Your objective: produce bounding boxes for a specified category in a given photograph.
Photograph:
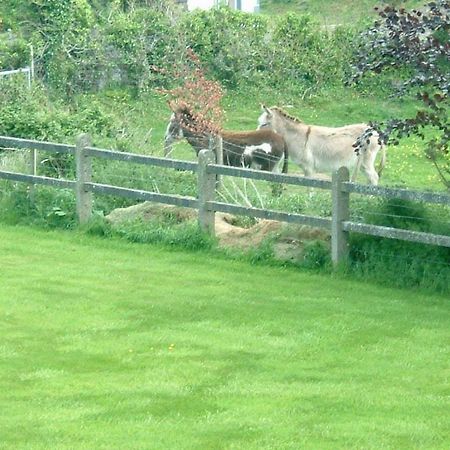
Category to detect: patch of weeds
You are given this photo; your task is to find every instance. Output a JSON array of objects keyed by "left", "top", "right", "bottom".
[
  {"left": 301, "top": 240, "right": 332, "bottom": 270},
  {"left": 348, "top": 198, "right": 450, "bottom": 295},
  {"left": 82, "top": 213, "right": 114, "bottom": 238},
  {"left": 246, "top": 233, "right": 278, "bottom": 265},
  {"left": 112, "top": 218, "right": 216, "bottom": 251},
  {"left": 226, "top": 215, "right": 258, "bottom": 229},
  {"left": 0, "top": 183, "right": 76, "bottom": 229}
]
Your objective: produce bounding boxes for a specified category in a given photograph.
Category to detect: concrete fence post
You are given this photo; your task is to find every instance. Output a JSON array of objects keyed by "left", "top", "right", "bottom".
[
  {"left": 197, "top": 148, "right": 216, "bottom": 235},
  {"left": 28, "top": 148, "right": 38, "bottom": 200},
  {"left": 331, "top": 166, "right": 350, "bottom": 266},
  {"left": 209, "top": 134, "right": 223, "bottom": 188},
  {"left": 75, "top": 134, "right": 92, "bottom": 224},
  {"left": 29, "top": 149, "right": 37, "bottom": 176}
]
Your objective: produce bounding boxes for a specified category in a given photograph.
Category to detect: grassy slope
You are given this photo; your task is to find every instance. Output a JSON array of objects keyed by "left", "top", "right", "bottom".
[
  {"left": 0, "top": 225, "right": 448, "bottom": 449},
  {"left": 260, "top": 0, "right": 426, "bottom": 25}
]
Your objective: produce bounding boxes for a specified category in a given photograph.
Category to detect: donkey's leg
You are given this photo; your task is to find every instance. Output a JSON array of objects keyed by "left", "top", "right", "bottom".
[
  {"left": 351, "top": 154, "right": 363, "bottom": 182},
  {"left": 362, "top": 149, "right": 380, "bottom": 185},
  {"left": 363, "top": 166, "right": 379, "bottom": 185}
]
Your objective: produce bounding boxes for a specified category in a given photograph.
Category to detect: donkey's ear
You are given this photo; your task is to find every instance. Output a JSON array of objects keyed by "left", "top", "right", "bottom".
[{"left": 261, "top": 104, "right": 272, "bottom": 116}]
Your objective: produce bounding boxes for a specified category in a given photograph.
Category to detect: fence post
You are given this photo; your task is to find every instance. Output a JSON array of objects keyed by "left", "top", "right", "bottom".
[
  {"left": 75, "top": 134, "right": 92, "bottom": 224},
  {"left": 197, "top": 148, "right": 216, "bottom": 235},
  {"left": 209, "top": 134, "right": 223, "bottom": 188},
  {"left": 29, "top": 149, "right": 37, "bottom": 176},
  {"left": 331, "top": 166, "right": 350, "bottom": 266}
]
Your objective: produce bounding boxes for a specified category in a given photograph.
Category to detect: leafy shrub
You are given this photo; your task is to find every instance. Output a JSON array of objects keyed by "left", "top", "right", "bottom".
[
  {"left": 0, "top": 79, "right": 115, "bottom": 141},
  {"left": 2, "top": 1, "right": 357, "bottom": 96},
  {"left": 180, "top": 7, "right": 269, "bottom": 88},
  {"left": 179, "top": 7, "right": 355, "bottom": 93},
  {"left": 271, "top": 13, "right": 356, "bottom": 92},
  {"left": 0, "top": 35, "right": 29, "bottom": 69},
  {"left": 106, "top": 6, "right": 180, "bottom": 90},
  {"left": 29, "top": 0, "right": 96, "bottom": 94},
  {"left": 0, "top": 184, "right": 76, "bottom": 229}
]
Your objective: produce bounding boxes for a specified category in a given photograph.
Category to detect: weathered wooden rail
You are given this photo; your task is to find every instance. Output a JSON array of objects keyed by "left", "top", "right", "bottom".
[{"left": 1, "top": 134, "right": 449, "bottom": 267}]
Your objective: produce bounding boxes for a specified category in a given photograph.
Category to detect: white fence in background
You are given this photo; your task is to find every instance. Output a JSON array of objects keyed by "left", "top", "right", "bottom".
[{"left": 0, "top": 67, "right": 32, "bottom": 88}]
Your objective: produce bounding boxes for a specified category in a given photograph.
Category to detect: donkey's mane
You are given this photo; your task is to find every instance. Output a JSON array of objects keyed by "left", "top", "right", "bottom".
[{"left": 270, "top": 106, "right": 303, "bottom": 124}]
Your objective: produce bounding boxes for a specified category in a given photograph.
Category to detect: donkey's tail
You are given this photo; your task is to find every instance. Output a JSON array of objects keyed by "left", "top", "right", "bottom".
[
  {"left": 377, "top": 144, "right": 386, "bottom": 178},
  {"left": 282, "top": 142, "right": 289, "bottom": 174},
  {"left": 350, "top": 154, "right": 363, "bottom": 182}
]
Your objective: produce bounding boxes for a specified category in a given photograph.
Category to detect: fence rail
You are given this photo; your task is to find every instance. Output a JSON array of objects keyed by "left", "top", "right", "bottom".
[{"left": 1, "top": 134, "right": 449, "bottom": 266}]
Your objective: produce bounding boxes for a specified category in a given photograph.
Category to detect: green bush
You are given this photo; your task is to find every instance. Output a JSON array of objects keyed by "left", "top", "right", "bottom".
[
  {"left": 0, "top": 184, "right": 76, "bottom": 229},
  {"left": 180, "top": 7, "right": 269, "bottom": 88},
  {"left": 2, "top": 2, "right": 357, "bottom": 95},
  {"left": 106, "top": 6, "right": 180, "bottom": 90},
  {"left": 178, "top": 8, "right": 356, "bottom": 93},
  {"left": 0, "top": 35, "right": 29, "bottom": 69},
  {"left": 270, "top": 13, "right": 356, "bottom": 92},
  {"left": 0, "top": 83, "right": 116, "bottom": 141},
  {"left": 301, "top": 240, "right": 331, "bottom": 270},
  {"left": 29, "top": 0, "right": 96, "bottom": 94},
  {"left": 0, "top": 79, "right": 117, "bottom": 177}
]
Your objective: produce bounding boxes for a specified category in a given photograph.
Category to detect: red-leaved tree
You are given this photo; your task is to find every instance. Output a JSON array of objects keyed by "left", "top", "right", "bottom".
[{"left": 159, "top": 48, "right": 224, "bottom": 135}]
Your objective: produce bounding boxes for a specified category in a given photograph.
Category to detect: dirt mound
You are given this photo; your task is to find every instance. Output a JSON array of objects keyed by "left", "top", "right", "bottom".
[
  {"left": 106, "top": 202, "right": 197, "bottom": 224},
  {"left": 106, "top": 202, "right": 330, "bottom": 263}
]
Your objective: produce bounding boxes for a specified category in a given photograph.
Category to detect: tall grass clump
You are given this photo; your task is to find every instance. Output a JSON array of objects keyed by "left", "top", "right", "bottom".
[
  {"left": 0, "top": 183, "right": 77, "bottom": 229},
  {"left": 349, "top": 198, "right": 450, "bottom": 294}
]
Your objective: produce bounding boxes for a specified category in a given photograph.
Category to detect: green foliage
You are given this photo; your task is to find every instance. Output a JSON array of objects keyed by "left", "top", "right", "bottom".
[
  {"left": 180, "top": 7, "right": 268, "bottom": 88},
  {"left": 349, "top": 198, "right": 450, "bottom": 294},
  {"left": 106, "top": 6, "right": 179, "bottom": 90},
  {"left": 178, "top": 7, "right": 355, "bottom": 93},
  {"left": 0, "top": 184, "right": 77, "bottom": 229},
  {"left": 301, "top": 240, "right": 331, "bottom": 270},
  {"left": 0, "top": 35, "right": 29, "bottom": 69},
  {"left": 0, "top": 80, "right": 116, "bottom": 142},
  {"left": 271, "top": 14, "right": 321, "bottom": 86},
  {"left": 1, "top": 1, "right": 360, "bottom": 95},
  {"left": 28, "top": 0, "right": 95, "bottom": 93}
]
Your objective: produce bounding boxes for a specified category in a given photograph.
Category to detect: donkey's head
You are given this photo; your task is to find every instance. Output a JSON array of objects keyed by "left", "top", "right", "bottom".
[
  {"left": 164, "top": 112, "right": 183, "bottom": 157},
  {"left": 164, "top": 105, "right": 197, "bottom": 156},
  {"left": 258, "top": 105, "right": 304, "bottom": 131},
  {"left": 257, "top": 105, "right": 276, "bottom": 131}
]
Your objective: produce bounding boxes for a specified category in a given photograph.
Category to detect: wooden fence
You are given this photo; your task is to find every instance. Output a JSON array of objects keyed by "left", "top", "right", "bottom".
[{"left": 1, "top": 134, "right": 449, "bottom": 267}]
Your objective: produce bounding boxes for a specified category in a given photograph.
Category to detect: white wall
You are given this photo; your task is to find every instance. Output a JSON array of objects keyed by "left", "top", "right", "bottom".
[
  {"left": 237, "top": 0, "right": 260, "bottom": 13},
  {"left": 187, "top": 0, "right": 259, "bottom": 12},
  {"left": 187, "top": 0, "right": 216, "bottom": 11}
]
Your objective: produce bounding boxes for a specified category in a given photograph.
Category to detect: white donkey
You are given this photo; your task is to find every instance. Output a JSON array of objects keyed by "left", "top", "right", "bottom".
[{"left": 258, "top": 105, "right": 386, "bottom": 185}]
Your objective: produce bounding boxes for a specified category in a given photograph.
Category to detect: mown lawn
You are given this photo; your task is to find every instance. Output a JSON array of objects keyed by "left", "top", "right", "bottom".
[{"left": 0, "top": 225, "right": 448, "bottom": 449}]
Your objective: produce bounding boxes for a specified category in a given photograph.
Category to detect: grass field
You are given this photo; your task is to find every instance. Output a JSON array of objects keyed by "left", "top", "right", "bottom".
[
  {"left": 0, "top": 225, "right": 448, "bottom": 449},
  {"left": 260, "top": 0, "right": 426, "bottom": 25}
]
